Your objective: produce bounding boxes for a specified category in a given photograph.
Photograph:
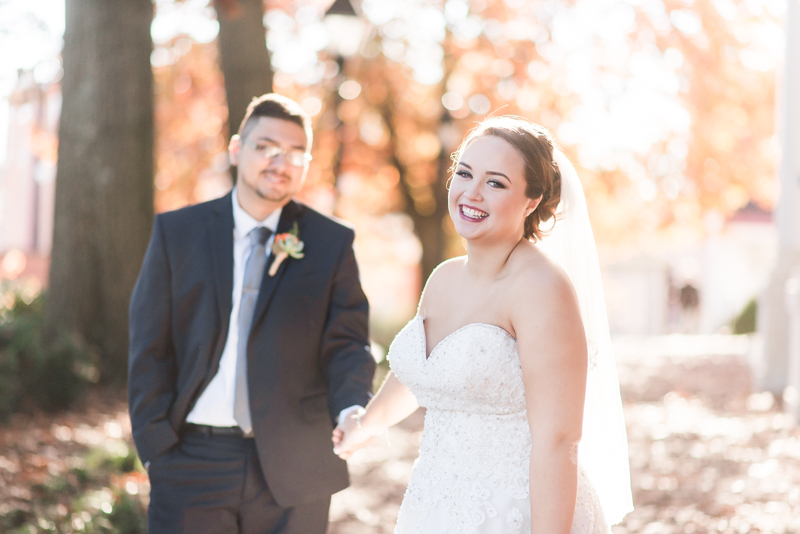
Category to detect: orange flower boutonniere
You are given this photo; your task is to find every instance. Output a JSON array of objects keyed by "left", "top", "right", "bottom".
[{"left": 268, "top": 222, "right": 304, "bottom": 276}]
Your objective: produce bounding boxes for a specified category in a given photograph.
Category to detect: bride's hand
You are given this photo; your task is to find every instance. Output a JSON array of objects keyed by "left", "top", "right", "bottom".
[{"left": 332, "top": 410, "right": 380, "bottom": 459}]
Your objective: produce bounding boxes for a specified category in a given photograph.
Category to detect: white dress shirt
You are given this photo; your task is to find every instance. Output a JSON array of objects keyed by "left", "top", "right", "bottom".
[{"left": 186, "top": 189, "right": 282, "bottom": 427}]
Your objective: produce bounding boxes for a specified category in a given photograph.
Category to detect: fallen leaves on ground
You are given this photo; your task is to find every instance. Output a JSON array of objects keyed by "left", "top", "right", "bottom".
[{"left": 0, "top": 388, "right": 147, "bottom": 532}]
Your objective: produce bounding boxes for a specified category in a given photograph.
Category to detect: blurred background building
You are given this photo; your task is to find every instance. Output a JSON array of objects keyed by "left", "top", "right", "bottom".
[
  {"left": 0, "top": 70, "right": 59, "bottom": 283},
  {"left": 601, "top": 201, "right": 776, "bottom": 337}
]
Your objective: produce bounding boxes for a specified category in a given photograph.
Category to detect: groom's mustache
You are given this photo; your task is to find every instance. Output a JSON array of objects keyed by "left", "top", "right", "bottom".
[{"left": 260, "top": 169, "right": 291, "bottom": 181}]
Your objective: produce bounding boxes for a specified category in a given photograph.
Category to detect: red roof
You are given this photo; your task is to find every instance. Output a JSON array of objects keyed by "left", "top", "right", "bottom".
[{"left": 729, "top": 201, "right": 772, "bottom": 224}]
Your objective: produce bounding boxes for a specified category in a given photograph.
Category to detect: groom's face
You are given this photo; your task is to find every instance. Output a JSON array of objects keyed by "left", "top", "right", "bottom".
[{"left": 229, "top": 116, "right": 309, "bottom": 207}]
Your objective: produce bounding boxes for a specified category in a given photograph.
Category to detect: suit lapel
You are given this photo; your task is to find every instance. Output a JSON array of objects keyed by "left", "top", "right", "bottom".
[
  {"left": 209, "top": 193, "right": 235, "bottom": 337},
  {"left": 251, "top": 200, "right": 304, "bottom": 330}
]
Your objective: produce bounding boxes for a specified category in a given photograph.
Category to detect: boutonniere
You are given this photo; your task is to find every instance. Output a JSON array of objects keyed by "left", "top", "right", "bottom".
[{"left": 268, "top": 222, "right": 304, "bottom": 276}]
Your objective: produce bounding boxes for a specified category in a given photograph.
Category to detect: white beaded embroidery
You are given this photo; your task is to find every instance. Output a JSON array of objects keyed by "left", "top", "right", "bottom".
[{"left": 389, "top": 315, "right": 609, "bottom": 534}]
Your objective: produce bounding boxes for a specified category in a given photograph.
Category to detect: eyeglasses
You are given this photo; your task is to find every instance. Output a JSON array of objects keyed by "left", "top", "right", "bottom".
[{"left": 241, "top": 138, "right": 312, "bottom": 167}]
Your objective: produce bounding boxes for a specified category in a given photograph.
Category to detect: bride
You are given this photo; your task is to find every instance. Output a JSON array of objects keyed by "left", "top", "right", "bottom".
[{"left": 332, "top": 116, "right": 633, "bottom": 533}]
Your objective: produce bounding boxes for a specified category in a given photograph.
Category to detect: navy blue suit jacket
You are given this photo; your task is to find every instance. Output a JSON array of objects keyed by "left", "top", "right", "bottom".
[{"left": 128, "top": 194, "right": 375, "bottom": 506}]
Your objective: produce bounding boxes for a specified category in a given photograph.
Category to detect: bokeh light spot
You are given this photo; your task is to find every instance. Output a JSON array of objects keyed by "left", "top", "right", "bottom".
[
  {"left": 441, "top": 92, "right": 464, "bottom": 111},
  {"left": 301, "top": 96, "right": 323, "bottom": 117},
  {"left": 339, "top": 80, "right": 362, "bottom": 100},
  {"left": 468, "top": 93, "right": 491, "bottom": 114}
]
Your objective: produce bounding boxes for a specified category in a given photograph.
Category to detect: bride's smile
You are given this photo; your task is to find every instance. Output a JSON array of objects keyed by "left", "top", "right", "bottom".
[{"left": 458, "top": 204, "right": 488, "bottom": 221}]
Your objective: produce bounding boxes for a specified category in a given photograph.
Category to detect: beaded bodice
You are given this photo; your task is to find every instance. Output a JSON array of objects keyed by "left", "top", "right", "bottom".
[
  {"left": 388, "top": 315, "right": 607, "bottom": 534},
  {"left": 392, "top": 315, "right": 524, "bottom": 414}
]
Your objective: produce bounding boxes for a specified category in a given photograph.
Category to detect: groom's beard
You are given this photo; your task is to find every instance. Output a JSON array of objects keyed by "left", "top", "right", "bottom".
[
  {"left": 255, "top": 170, "right": 294, "bottom": 203},
  {"left": 255, "top": 188, "right": 290, "bottom": 203}
]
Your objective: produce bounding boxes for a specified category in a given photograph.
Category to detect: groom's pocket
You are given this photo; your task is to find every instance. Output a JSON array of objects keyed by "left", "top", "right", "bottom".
[
  {"left": 146, "top": 444, "right": 177, "bottom": 479},
  {"left": 300, "top": 392, "right": 329, "bottom": 422}
]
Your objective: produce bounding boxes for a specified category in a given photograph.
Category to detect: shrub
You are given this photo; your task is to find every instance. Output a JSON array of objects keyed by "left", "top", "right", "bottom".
[
  {"left": 27, "top": 331, "right": 97, "bottom": 412},
  {"left": 0, "top": 325, "right": 22, "bottom": 418},
  {"left": 0, "top": 281, "right": 96, "bottom": 420},
  {"left": 85, "top": 441, "right": 139, "bottom": 475},
  {"left": 732, "top": 298, "right": 757, "bottom": 335},
  {"left": 0, "top": 285, "right": 42, "bottom": 420},
  {"left": 107, "top": 493, "right": 148, "bottom": 534}
]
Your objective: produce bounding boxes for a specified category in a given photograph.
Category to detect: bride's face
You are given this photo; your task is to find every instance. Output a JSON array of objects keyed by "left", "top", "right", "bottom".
[{"left": 448, "top": 135, "right": 539, "bottom": 243}]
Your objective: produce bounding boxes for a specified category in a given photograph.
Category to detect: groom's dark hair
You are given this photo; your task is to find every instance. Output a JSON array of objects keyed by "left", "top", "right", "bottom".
[{"left": 237, "top": 93, "right": 313, "bottom": 147}]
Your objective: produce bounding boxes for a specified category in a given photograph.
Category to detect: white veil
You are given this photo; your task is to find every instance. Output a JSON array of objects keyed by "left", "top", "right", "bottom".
[{"left": 537, "top": 151, "right": 634, "bottom": 525}]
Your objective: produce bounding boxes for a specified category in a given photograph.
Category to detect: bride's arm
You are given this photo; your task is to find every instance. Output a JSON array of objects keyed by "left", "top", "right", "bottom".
[
  {"left": 363, "top": 371, "right": 420, "bottom": 427},
  {"left": 333, "top": 259, "right": 457, "bottom": 458},
  {"left": 514, "top": 265, "right": 588, "bottom": 534},
  {"left": 332, "top": 371, "right": 419, "bottom": 458}
]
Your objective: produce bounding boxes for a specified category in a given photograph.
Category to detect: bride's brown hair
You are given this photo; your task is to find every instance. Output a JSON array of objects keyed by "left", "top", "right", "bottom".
[{"left": 449, "top": 116, "right": 561, "bottom": 242}]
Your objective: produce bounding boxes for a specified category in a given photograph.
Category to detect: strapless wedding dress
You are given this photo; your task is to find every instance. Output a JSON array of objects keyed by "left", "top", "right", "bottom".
[{"left": 389, "top": 315, "right": 608, "bottom": 534}]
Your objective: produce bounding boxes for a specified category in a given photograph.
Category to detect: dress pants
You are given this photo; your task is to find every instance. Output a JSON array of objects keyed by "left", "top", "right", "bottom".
[{"left": 147, "top": 430, "right": 330, "bottom": 534}]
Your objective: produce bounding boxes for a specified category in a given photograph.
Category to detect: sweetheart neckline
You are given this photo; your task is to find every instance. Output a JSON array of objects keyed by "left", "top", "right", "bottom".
[{"left": 415, "top": 314, "right": 517, "bottom": 362}]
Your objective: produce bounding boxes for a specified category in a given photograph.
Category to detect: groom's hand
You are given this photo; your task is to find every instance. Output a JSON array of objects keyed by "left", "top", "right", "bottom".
[{"left": 332, "top": 412, "right": 376, "bottom": 460}]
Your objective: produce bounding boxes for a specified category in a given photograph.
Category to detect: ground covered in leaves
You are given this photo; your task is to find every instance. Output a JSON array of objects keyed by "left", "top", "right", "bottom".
[
  {"left": 0, "top": 389, "right": 147, "bottom": 533},
  {"left": 1, "top": 335, "right": 798, "bottom": 533}
]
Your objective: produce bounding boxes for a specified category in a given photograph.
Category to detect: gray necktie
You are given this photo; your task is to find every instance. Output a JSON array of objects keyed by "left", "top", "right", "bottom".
[{"left": 234, "top": 226, "right": 272, "bottom": 434}]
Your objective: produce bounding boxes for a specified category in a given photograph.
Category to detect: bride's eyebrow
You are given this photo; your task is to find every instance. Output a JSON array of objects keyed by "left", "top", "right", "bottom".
[
  {"left": 458, "top": 162, "right": 511, "bottom": 183},
  {"left": 487, "top": 171, "right": 511, "bottom": 183}
]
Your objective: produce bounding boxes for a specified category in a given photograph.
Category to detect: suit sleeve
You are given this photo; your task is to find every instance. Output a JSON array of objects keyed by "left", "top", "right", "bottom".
[
  {"left": 322, "top": 229, "right": 376, "bottom": 423},
  {"left": 128, "top": 214, "right": 180, "bottom": 464}
]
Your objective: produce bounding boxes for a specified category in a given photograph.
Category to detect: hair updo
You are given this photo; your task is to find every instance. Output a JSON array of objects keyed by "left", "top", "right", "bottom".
[{"left": 450, "top": 116, "right": 561, "bottom": 242}]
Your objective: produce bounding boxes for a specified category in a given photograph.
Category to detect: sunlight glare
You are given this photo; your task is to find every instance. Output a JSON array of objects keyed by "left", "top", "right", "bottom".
[{"left": 151, "top": 0, "right": 219, "bottom": 45}]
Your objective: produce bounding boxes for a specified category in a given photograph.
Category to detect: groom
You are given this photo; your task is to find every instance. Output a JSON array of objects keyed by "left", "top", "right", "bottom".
[{"left": 128, "top": 93, "right": 375, "bottom": 533}]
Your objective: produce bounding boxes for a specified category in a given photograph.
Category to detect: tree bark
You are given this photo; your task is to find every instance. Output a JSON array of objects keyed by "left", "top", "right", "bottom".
[
  {"left": 379, "top": 46, "right": 457, "bottom": 284},
  {"left": 413, "top": 114, "right": 453, "bottom": 284},
  {"left": 44, "top": 0, "right": 154, "bottom": 383},
  {"left": 381, "top": 101, "right": 451, "bottom": 284},
  {"left": 214, "top": 0, "right": 273, "bottom": 143},
  {"left": 423, "top": 114, "right": 455, "bottom": 281}
]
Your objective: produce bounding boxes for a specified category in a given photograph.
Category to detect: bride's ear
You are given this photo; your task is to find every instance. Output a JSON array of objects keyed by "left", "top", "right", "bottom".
[{"left": 525, "top": 196, "right": 542, "bottom": 218}]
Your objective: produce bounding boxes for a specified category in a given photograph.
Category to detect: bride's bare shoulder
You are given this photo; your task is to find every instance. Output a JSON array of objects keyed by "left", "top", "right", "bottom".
[
  {"left": 508, "top": 243, "right": 576, "bottom": 309},
  {"left": 435, "top": 256, "right": 467, "bottom": 273},
  {"left": 508, "top": 242, "right": 586, "bottom": 369},
  {"left": 418, "top": 256, "right": 466, "bottom": 315}
]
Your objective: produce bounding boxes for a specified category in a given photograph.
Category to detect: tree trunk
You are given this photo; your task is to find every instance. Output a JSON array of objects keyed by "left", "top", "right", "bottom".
[
  {"left": 214, "top": 0, "right": 273, "bottom": 144},
  {"left": 381, "top": 100, "right": 451, "bottom": 284},
  {"left": 380, "top": 42, "right": 456, "bottom": 285},
  {"left": 415, "top": 114, "right": 453, "bottom": 283},
  {"left": 44, "top": 0, "right": 154, "bottom": 384}
]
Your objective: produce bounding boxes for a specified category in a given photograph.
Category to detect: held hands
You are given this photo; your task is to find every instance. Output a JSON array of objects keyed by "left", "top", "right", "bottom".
[{"left": 332, "top": 408, "right": 384, "bottom": 460}]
